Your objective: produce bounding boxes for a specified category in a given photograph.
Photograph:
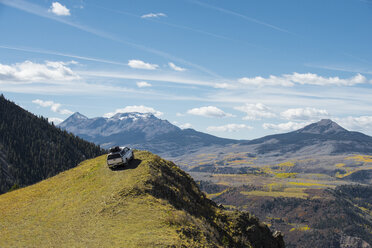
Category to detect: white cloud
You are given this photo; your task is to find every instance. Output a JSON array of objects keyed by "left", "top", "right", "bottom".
[
  {"left": 180, "top": 123, "right": 192, "bottom": 129},
  {"left": 187, "top": 106, "right": 234, "bottom": 118},
  {"left": 48, "top": 117, "right": 64, "bottom": 125},
  {"left": 128, "top": 60, "right": 159, "bottom": 70},
  {"left": 207, "top": 124, "right": 253, "bottom": 132},
  {"left": 169, "top": 62, "right": 186, "bottom": 72},
  {"left": 0, "top": 60, "right": 79, "bottom": 83},
  {"left": 238, "top": 73, "right": 369, "bottom": 87},
  {"left": 48, "top": 2, "right": 70, "bottom": 16},
  {"left": 104, "top": 105, "right": 163, "bottom": 118},
  {"left": 176, "top": 113, "right": 185, "bottom": 117},
  {"left": 32, "top": 99, "right": 73, "bottom": 115},
  {"left": 335, "top": 116, "right": 372, "bottom": 132},
  {"left": 238, "top": 75, "right": 294, "bottom": 87},
  {"left": 263, "top": 121, "right": 309, "bottom": 132},
  {"left": 172, "top": 121, "right": 191, "bottom": 129},
  {"left": 136, "top": 81, "right": 152, "bottom": 88},
  {"left": 141, "top": 13, "right": 167, "bottom": 19},
  {"left": 234, "top": 103, "right": 276, "bottom": 120},
  {"left": 281, "top": 107, "right": 330, "bottom": 121}
]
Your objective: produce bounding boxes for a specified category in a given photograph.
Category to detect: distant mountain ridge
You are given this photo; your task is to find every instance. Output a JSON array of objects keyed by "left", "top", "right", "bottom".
[
  {"left": 60, "top": 113, "right": 372, "bottom": 160},
  {"left": 246, "top": 119, "right": 372, "bottom": 156},
  {"left": 59, "top": 112, "right": 238, "bottom": 157}
]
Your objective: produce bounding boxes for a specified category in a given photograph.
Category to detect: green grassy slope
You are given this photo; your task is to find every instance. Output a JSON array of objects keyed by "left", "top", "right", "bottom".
[{"left": 0, "top": 151, "right": 284, "bottom": 248}]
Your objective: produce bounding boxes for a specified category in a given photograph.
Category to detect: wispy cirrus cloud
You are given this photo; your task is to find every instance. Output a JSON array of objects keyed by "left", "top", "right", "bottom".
[
  {"left": 79, "top": 70, "right": 219, "bottom": 87},
  {"left": 304, "top": 63, "right": 372, "bottom": 75},
  {"left": 48, "top": 2, "right": 70, "bottom": 16},
  {"left": 0, "top": 0, "right": 221, "bottom": 78},
  {"left": 32, "top": 99, "right": 73, "bottom": 115},
  {"left": 141, "top": 13, "right": 167, "bottom": 19},
  {"left": 188, "top": 0, "right": 292, "bottom": 34},
  {"left": 0, "top": 45, "right": 129, "bottom": 67},
  {"left": 93, "top": 5, "right": 235, "bottom": 43},
  {"left": 238, "top": 73, "right": 369, "bottom": 87},
  {"left": 187, "top": 106, "right": 234, "bottom": 118}
]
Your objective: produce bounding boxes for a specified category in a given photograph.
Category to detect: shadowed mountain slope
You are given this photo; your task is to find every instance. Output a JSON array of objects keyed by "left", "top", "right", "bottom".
[
  {"left": 0, "top": 95, "right": 104, "bottom": 194},
  {"left": 0, "top": 151, "right": 284, "bottom": 248}
]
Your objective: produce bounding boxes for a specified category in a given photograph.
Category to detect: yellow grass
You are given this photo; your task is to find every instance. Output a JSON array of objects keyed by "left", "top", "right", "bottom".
[
  {"left": 241, "top": 190, "right": 308, "bottom": 199},
  {"left": 290, "top": 225, "right": 311, "bottom": 232},
  {"left": 0, "top": 152, "right": 190, "bottom": 247},
  {"left": 274, "top": 173, "right": 297, "bottom": 178},
  {"left": 207, "top": 188, "right": 229, "bottom": 199},
  {"left": 336, "top": 167, "right": 372, "bottom": 178},
  {"left": 288, "top": 182, "right": 332, "bottom": 188},
  {"left": 346, "top": 155, "right": 372, "bottom": 163},
  {"left": 228, "top": 160, "right": 253, "bottom": 165},
  {"left": 335, "top": 163, "right": 345, "bottom": 168},
  {"left": 278, "top": 161, "right": 295, "bottom": 167}
]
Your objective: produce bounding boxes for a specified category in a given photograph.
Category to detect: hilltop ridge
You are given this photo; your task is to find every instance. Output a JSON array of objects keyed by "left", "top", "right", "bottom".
[{"left": 0, "top": 150, "right": 284, "bottom": 247}]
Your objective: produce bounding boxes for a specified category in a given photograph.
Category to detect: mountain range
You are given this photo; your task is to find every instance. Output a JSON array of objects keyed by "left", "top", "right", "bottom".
[
  {"left": 59, "top": 112, "right": 238, "bottom": 157},
  {"left": 245, "top": 118, "right": 372, "bottom": 156},
  {"left": 60, "top": 112, "right": 372, "bottom": 161}
]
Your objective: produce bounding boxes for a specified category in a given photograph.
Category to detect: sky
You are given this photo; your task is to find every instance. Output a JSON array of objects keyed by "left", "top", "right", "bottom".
[{"left": 1, "top": 0, "right": 372, "bottom": 139}]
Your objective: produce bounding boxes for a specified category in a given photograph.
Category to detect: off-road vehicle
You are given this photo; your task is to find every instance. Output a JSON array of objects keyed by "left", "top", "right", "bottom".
[{"left": 107, "top": 146, "right": 134, "bottom": 169}]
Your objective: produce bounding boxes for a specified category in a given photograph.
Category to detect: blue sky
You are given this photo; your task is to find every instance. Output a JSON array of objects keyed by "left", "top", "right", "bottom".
[{"left": 1, "top": 0, "right": 372, "bottom": 139}]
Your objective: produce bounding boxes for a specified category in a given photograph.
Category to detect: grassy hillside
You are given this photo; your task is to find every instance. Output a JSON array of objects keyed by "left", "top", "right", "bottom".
[{"left": 0, "top": 150, "right": 284, "bottom": 248}]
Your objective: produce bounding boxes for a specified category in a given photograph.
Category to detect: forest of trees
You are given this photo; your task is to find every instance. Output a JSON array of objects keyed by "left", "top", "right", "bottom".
[{"left": 0, "top": 94, "right": 105, "bottom": 194}]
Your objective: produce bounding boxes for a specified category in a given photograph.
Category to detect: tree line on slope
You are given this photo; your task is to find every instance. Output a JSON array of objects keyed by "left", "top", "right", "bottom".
[{"left": 0, "top": 94, "right": 105, "bottom": 193}]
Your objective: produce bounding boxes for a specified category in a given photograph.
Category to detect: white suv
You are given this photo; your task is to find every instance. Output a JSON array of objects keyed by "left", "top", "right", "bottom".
[{"left": 107, "top": 146, "right": 134, "bottom": 169}]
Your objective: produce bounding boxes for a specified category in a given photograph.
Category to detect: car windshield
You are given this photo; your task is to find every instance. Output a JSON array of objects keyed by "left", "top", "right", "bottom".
[{"left": 108, "top": 154, "right": 121, "bottom": 160}]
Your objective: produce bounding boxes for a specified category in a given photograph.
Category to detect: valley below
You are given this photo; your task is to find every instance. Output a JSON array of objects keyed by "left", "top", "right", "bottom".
[{"left": 183, "top": 151, "right": 372, "bottom": 247}]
